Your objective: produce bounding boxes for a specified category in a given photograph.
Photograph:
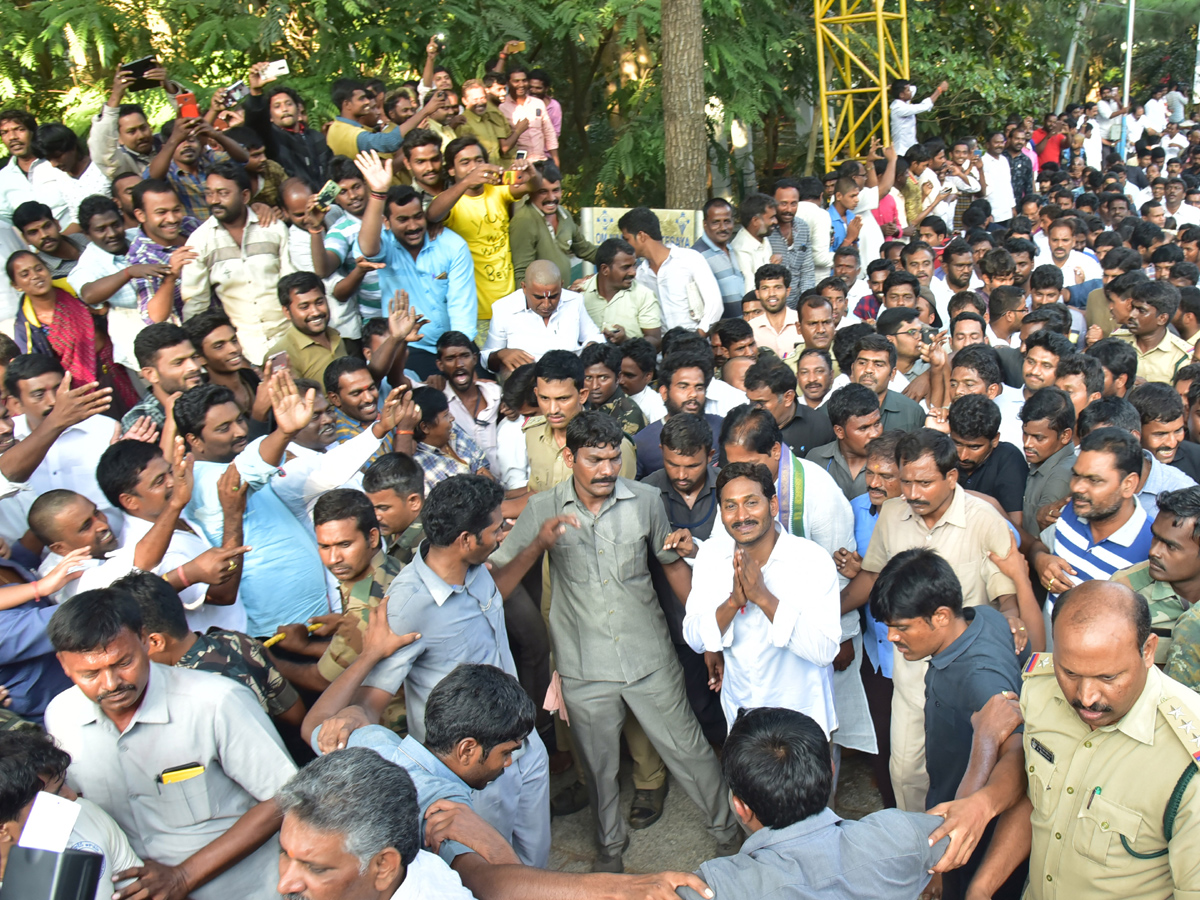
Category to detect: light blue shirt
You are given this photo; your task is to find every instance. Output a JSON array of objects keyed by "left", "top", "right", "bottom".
[
  {"left": 335, "top": 116, "right": 404, "bottom": 154},
  {"left": 678, "top": 808, "right": 946, "bottom": 900},
  {"left": 1140, "top": 450, "right": 1197, "bottom": 518},
  {"left": 310, "top": 725, "right": 474, "bottom": 865},
  {"left": 851, "top": 494, "right": 891, "bottom": 678},
  {"left": 829, "top": 206, "right": 856, "bottom": 250},
  {"left": 356, "top": 227, "right": 478, "bottom": 353},
  {"left": 184, "top": 450, "right": 329, "bottom": 637},
  {"left": 361, "top": 545, "right": 517, "bottom": 743}
]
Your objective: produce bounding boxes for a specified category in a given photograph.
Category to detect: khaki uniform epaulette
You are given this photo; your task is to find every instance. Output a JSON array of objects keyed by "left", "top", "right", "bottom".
[
  {"left": 522, "top": 415, "right": 547, "bottom": 432},
  {"left": 1022, "top": 652, "right": 1056, "bottom": 677},
  {"left": 1157, "top": 690, "right": 1200, "bottom": 771}
]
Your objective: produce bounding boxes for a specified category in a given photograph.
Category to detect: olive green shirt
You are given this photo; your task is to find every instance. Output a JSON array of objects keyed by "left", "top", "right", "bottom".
[
  {"left": 490, "top": 477, "right": 682, "bottom": 682},
  {"left": 509, "top": 202, "right": 598, "bottom": 285},
  {"left": 580, "top": 275, "right": 662, "bottom": 341},
  {"left": 456, "top": 107, "right": 515, "bottom": 166},
  {"left": 265, "top": 325, "right": 346, "bottom": 383}
]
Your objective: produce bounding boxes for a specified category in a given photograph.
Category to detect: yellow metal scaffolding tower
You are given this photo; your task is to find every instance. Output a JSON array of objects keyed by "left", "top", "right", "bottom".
[{"left": 814, "top": 0, "right": 910, "bottom": 165}]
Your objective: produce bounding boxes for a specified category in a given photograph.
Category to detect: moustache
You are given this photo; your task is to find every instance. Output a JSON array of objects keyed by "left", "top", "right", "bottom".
[
  {"left": 1071, "top": 699, "right": 1113, "bottom": 714},
  {"left": 97, "top": 683, "right": 137, "bottom": 702},
  {"left": 732, "top": 519, "right": 758, "bottom": 530},
  {"left": 590, "top": 477, "right": 616, "bottom": 486}
]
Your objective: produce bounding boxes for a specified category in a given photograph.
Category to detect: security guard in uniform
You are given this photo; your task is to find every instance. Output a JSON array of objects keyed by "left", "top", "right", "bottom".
[{"left": 966, "top": 579, "right": 1200, "bottom": 899}]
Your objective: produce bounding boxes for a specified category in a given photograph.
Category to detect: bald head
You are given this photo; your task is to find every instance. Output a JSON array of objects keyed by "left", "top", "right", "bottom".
[
  {"left": 27, "top": 489, "right": 118, "bottom": 561},
  {"left": 524, "top": 260, "right": 562, "bottom": 290},
  {"left": 280, "top": 177, "right": 315, "bottom": 221},
  {"left": 1050, "top": 580, "right": 1155, "bottom": 729},
  {"left": 722, "top": 357, "right": 755, "bottom": 393},
  {"left": 1052, "top": 580, "right": 1150, "bottom": 652}
]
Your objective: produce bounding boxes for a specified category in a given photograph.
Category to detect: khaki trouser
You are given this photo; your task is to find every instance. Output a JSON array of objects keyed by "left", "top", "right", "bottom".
[{"left": 889, "top": 648, "right": 930, "bottom": 813}]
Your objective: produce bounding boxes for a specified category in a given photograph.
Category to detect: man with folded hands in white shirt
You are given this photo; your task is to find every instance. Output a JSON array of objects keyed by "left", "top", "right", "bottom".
[
  {"left": 684, "top": 461, "right": 842, "bottom": 734},
  {"left": 481, "top": 259, "right": 604, "bottom": 375}
]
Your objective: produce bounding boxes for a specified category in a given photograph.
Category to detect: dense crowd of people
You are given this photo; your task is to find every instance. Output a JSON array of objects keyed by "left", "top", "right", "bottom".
[{"left": 0, "top": 38, "right": 1197, "bottom": 900}]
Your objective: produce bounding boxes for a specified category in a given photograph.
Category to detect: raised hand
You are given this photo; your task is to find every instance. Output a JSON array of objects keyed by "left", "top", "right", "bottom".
[
  {"left": 377, "top": 384, "right": 417, "bottom": 433},
  {"left": 354, "top": 149, "right": 394, "bottom": 193},
  {"left": 121, "top": 416, "right": 160, "bottom": 445},
  {"left": 387, "top": 289, "right": 423, "bottom": 342},
  {"left": 268, "top": 368, "right": 315, "bottom": 435},
  {"left": 167, "top": 437, "right": 194, "bottom": 510},
  {"left": 46, "top": 373, "right": 112, "bottom": 429},
  {"left": 363, "top": 597, "right": 421, "bottom": 662}
]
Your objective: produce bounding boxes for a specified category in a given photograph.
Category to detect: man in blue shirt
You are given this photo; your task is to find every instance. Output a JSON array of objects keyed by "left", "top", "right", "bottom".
[
  {"left": 0, "top": 557, "right": 72, "bottom": 725},
  {"left": 870, "top": 548, "right": 1027, "bottom": 900},
  {"left": 679, "top": 706, "right": 948, "bottom": 900},
  {"left": 305, "top": 635, "right": 712, "bottom": 899},
  {"left": 308, "top": 474, "right": 551, "bottom": 868},
  {"left": 834, "top": 430, "right": 904, "bottom": 809},
  {"left": 177, "top": 380, "right": 330, "bottom": 637},
  {"left": 355, "top": 154, "right": 478, "bottom": 379}
]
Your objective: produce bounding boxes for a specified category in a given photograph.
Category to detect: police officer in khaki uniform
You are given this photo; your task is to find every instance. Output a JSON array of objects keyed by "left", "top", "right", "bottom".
[
  {"left": 963, "top": 579, "right": 1200, "bottom": 899},
  {"left": 524, "top": 351, "right": 635, "bottom": 493}
]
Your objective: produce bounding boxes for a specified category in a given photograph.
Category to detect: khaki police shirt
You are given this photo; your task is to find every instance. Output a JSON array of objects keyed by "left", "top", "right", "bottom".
[
  {"left": 1020, "top": 654, "right": 1200, "bottom": 900},
  {"left": 523, "top": 416, "right": 636, "bottom": 492}
]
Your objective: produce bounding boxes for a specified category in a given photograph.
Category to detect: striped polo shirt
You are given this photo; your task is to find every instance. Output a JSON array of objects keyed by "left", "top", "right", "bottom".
[{"left": 1046, "top": 500, "right": 1153, "bottom": 605}]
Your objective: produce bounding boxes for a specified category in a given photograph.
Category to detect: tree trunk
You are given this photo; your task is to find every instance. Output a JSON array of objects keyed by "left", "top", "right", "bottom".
[{"left": 661, "top": 0, "right": 707, "bottom": 209}]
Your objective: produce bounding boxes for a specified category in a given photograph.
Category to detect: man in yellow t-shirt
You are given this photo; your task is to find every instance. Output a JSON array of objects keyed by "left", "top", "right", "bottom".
[{"left": 427, "top": 136, "right": 541, "bottom": 342}]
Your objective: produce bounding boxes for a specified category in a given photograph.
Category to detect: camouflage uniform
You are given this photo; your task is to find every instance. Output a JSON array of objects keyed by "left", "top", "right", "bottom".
[
  {"left": 316, "top": 551, "right": 408, "bottom": 733},
  {"left": 1111, "top": 561, "right": 1190, "bottom": 665},
  {"left": 387, "top": 522, "right": 424, "bottom": 568},
  {"left": 175, "top": 630, "right": 301, "bottom": 718},
  {"left": 593, "top": 388, "right": 648, "bottom": 437},
  {"left": 0, "top": 707, "right": 39, "bottom": 732}
]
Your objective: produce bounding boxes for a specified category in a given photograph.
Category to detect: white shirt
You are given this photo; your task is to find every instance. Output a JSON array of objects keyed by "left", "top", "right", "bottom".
[
  {"left": 444, "top": 380, "right": 501, "bottom": 472},
  {"left": 67, "top": 241, "right": 136, "bottom": 309},
  {"left": 996, "top": 384, "right": 1026, "bottom": 449},
  {"left": 53, "top": 161, "right": 112, "bottom": 222},
  {"left": 69, "top": 796, "right": 143, "bottom": 900},
  {"left": 685, "top": 527, "right": 841, "bottom": 734},
  {"left": 705, "top": 378, "right": 747, "bottom": 417},
  {"left": 1164, "top": 132, "right": 1189, "bottom": 160},
  {"left": 1166, "top": 201, "right": 1200, "bottom": 228},
  {"left": 287, "top": 223, "right": 361, "bottom": 339},
  {"left": 929, "top": 276, "right": 956, "bottom": 327},
  {"left": 987, "top": 324, "right": 1020, "bottom": 349},
  {"left": 277, "top": 427, "right": 385, "bottom": 521},
  {"left": 981, "top": 153, "right": 1015, "bottom": 221},
  {"left": 629, "top": 384, "right": 667, "bottom": 424},
  {"left": 495, "top": 415, "right": 531, "bottom": 491},
  {"left": 76, "top": 513, "right": 249, "bottom": 634},
  {"left": 634, "top": 247, "right": 724, "bottom": 332},
  {"left": 0, "top": 157, "right": 73, "bottom": 227},
  {"left": 13, "top": 413, "right": 124, "bottom": 536},
  {"left": 392, "top": 850, "right": 476, "bottom": 900},
  {"left": 1144, "top": 98, "right": 1169, "bottom": 135},
  {"left": 795, "top": 200, "right": 834, "bottom": 282},
  {"left": 1052, "top": 249, "right": 1103, "bottom": 283},
  {"left": 889, "top": 96, "right": 935, "bottom": 156},
  {"left": 1094, "top": 99, "right": 1120, "bottom": 137},
  {"left": 480, "top": 288, "right": 604, "bottom": 370},
  {"left": 854, "top": 186, "right": 885, "bottom": 265},
  {"left": 729, "top": 227, "right": 772, "bottom": 294},
  {"left": 919, "top": 167, "right": 955, "bottom": 225}
]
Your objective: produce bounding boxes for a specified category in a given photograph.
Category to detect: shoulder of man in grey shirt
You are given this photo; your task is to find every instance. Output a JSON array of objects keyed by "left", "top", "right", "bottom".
[{"left": 676, "top": 808, "right": 948, "bottom": 900}]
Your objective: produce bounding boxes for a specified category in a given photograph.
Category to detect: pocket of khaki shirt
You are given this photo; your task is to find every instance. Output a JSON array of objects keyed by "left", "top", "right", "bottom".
[{"left": 1072, "top": 793, "right": 1143, "bottom": 868}]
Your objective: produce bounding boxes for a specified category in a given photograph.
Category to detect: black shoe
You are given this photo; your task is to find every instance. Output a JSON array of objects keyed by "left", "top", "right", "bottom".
[
  {"left": 628, "top": 778, "right": 669, "bottom": 829},
  {"left": 551, "top": 779, "right": 589, "bottom": 817},
  {"left": 593, "top": 836, "right": 630, "bottom": 873}
]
